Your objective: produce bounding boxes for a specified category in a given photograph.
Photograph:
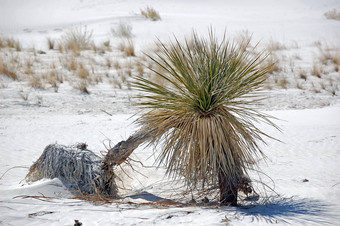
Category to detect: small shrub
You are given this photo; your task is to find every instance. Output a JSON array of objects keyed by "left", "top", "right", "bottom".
[
  {"left": 111, "top": 22, "right": 133, "bottom": 38},
  {"left": 141, "top": 6, "right": 161, "bottom": 21},
  {"left": 324, "top": 9, "right": 340, "bottom": 21}
]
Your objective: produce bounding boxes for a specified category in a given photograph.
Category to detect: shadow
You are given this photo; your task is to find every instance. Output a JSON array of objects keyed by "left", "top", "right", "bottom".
[
  {"left": 127, "top": 191, "right": 165, "bottom": 202},
  {"left": 235, "top": 197, "right": 339, "bottom": 224}
]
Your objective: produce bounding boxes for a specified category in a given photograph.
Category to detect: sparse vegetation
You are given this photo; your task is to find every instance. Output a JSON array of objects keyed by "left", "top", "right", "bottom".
[
  {"left": 0, "top": 60, "right": 18, "bottom": 80},
  {"left": 299, "top": 70, "right": 307, "bottom": 81},
  {"left": 76, "top": 81, "right": 90, "bottom": 94},
  {"left": 267, "top": 39, "right": 286, "bottom": 52},
  {"left": 47, "top": 37, "right": 55, "bottom": 50},
  {"left": 141, "top": 6, "right": 161, "bottom": 21},
  {"left": 59, "top": 26, "right": 93, "bottom": 55},
  {"left": 311, "top": 63, "right": 322, "bottom": 78},
  {"left": 324, "top": 8, "right": 340, "bottom": 21},
  {"left": 118, "top": 40, "right": 135, "bottom": 57},
  {"left": 112, "top": 22, "right": 133, "bottom": 38}
]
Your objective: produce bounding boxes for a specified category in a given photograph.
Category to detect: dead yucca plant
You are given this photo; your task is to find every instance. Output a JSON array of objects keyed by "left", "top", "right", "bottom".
[
  {"left": 141, "top": 6, "right": 161, "bottom": 21},
  {"left": 134, "top": 31, "right": 278, "bottom": 206}
]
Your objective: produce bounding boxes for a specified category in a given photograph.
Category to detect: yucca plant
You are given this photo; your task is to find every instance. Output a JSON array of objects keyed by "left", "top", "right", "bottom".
[{"left": 134, "top": 30, "right": 278, "bottom": 206}]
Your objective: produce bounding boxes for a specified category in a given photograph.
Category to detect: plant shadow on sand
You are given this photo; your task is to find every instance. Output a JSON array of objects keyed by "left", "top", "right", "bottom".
[{"left": 235, "top": 196, "right": 339, "bottom": 224}]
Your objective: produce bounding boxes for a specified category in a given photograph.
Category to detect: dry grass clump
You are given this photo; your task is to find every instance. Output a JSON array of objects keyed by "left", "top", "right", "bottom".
[
  {"left": 311, "top": 63, "right": 323, "bottom": 78},
  {"left": 75, "top": 80, "right": 90, "bottom": 94},
  {"left": 295, "top": 81, "right": 303, "bottom": 90},
  {"left": 46, "top": 70, "right": 63, "bottom": 92},
  {"left": 6, "top": 38, "right": 22, "bottom": 51},
  {"left": 263, "top": 53, "right": 280, "bottom": 74},
  {"left": 113, "top": 60, "right": 121, "bottom": 70},
  {"left": 277, "top": 76, "right": 289, "bottom": 89},
  {"left": 24, "top": 57, "right": 34, "bottom": 75},
  {"left": 235, "top": 30, "right": 253, "bottom": 51},
  {"left": 324, "top": 9, "right": 340, "bottom": 21},
  {"left": 28, "top": 75, "right": 44, "bottom": 89},
  {"left": 19, "top": 91, "right": 29, "bottom": 101},
  {"left": 111, "top": 22, "right": 133, "bottom": 38},
  {"left": 267, "top": 39, "right": 286, "bottom": 52},
  {"left": 106, "top": 58, "right": 112, "bottom": 68},
  {"left": 0, "top": 37, "right": 21, "bottom": 51},
  {"left": 76, "top": 64, "right": 90, "bottom": 79},
  {"left": 318, "top": 45, "right": 340, "bottom": 66},
  {"left": 47, "top": 37, "right": 55, "bottom": 50},
  {"left": 136, "top": 61, "right": 144, "bottom": 76},
  {"left": 0, "top": 60, "right": 18, "bottom": 80},
  {"left": 299, "top": 70, "right": 307, "bottom": 81},
  {"left": 118, "top": 40, "right": 135, "bottom": 57},
  {"left": 0, "top": 37, "right": 4, "bottom": 49},
  {"left": 59, "top": 26, "right": 93, "bottom": 55},
  {"left": 141, "top": 6, "right": 161, "bottom": 21}
]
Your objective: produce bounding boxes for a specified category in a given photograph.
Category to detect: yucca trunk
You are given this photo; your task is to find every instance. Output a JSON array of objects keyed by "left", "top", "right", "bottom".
[{"left": 218, "top": 168, "right": 238, "bottom": 206}]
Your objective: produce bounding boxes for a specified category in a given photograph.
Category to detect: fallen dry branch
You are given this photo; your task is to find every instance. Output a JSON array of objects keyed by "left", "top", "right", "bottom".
[{"left": 26, "top": 129, "right": 156, "bottom": 197}]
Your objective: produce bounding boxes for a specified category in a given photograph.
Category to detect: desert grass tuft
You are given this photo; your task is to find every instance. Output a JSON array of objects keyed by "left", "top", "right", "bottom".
[
  {"left": 6, "top": 38, "right": 22, "bottom": 51},
  {"left": 141, "top": 6, "right": 161, "bottom": 21},
  {"left": 47, "top": 37, "right": 55, "bottom": 50},
  {"left": 118, "top": 40, "right": 135, "bottom": 57},
  {"left": 59, "top": 26, "right": 93, "bottom": 55},
  {"left": 134, "top": 30, "right": 278, "bottom": 205},
  {"left": 111, "top": 22, "right": 133, "bottom": 38},
  {"left": 29, "top": 75, "right": 44, "bottom": 89},
  {"left": 76, "top": 81, "right": 90, "bottom": 94},
  {"left": 0, "top": 60, "right": 18, "bottom": 80},
  {"left": 311, "top": 63, "right": 322, "bottom": 78},
  {"left": 324, "top": 8, "right": 340, "bottom": 21},
  {"left": 76, "top": 64, "right": 90, "bottom": 79},
  {"left": 267, "top": 39, "right": 286, "bottom": 52},
  {"left": 299, "top": 70, "right": 307, "bottom": 81}
]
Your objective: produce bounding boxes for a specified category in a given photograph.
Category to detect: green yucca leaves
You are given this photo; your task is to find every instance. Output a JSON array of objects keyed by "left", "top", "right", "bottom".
[{"left": 134, "top": 30, "right": 278, "bottom": 202}]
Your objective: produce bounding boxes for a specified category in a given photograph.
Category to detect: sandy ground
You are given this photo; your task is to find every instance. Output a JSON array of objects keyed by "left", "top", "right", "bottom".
[{"left": 1, "top": 0, "right": 340, "bottom": 225}]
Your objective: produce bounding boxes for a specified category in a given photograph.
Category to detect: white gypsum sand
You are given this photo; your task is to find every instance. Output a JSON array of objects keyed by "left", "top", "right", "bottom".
[{"left": 1, "top": 0, "right": 340, "bottom": 225}]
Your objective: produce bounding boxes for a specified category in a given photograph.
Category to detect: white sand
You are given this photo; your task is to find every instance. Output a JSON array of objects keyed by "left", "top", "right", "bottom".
[{"left": 1, "top": 0, "right": 340, "bottom": 225}]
